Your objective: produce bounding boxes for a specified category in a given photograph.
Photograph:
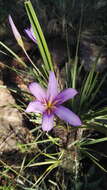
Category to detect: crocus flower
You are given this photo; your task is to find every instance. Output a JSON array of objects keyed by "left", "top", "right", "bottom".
[
  {"left": 25, "top": 71, "right": 82, "bottom": 131},
  {"left": 8, "top": 15, "right": 24, "bottom": 48},
  {"left": 25, "top": 27, "right": 37, "bottom": 43}
]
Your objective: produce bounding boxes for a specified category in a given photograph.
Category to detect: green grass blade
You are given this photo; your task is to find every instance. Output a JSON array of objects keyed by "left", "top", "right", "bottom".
[
  {"left": 82, "top": 137, "right": 107, "bottom": 146},
  {"left": 89, "top": 74, "right": 107, "bottom": 105},
  {"left": 0, "top": 41, "right": 26, "bottom": 67},
  {"left": 84, "top": 150, "right": 107, "bottom": 172},
  {"left": 79, "top": 70, "right": 97, "bottom": 107},
  {"left": 25, "top": 0, "right": 54, "bottom": 73}
]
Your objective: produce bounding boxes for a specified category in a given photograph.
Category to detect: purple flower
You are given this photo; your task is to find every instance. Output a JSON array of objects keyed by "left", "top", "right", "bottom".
[
  {"left": 25, "top": 27, "right": 37, "bottom": 43},
  {"left": 8, "top": 15, "right": 24, "bottom": 48},
  {"left": 25, "top": 71, "right": 82, "bottom": 131}
]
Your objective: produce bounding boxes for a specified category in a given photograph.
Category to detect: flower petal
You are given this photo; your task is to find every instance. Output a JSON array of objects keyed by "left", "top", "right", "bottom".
[
  {"left": 25, "top": 101, "right": 45, "bottom": 113},
  {"left": 29, "top": 82, "right": 46, "bottom": 101},
  {"left": 8, "top": 15, "right": 24, "bottom": 48},
  {"left": 56, "top": 88, "right": 78, "bottom": 104},
  {"left": 42, "top": 114, "right": 54, "bottom": 131},
  {"left": 55, "top": 106, "right": 82, "bottom": 126},
  {"left": 47, "top": 71, "right": 58, "bottom": 100},
  {"left": 25, "top": 27, "right": 37, "bottom": 43}
]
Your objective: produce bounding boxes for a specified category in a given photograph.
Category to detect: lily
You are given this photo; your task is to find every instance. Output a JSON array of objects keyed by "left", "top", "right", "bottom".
[{"left": 25, "top": 71, "right": 82, "bottom": 131}]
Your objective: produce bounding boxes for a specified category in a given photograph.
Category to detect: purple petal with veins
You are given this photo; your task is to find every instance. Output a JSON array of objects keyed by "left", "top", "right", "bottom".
[
  {"left": 29, "top": 82, "right": 46, "bottom": 101},
  {"left": 42, "top": 114, "right": 54, "bottom": 131},
  {"left": 55, "top": 88, "right": 78, "bottom": 105},
  {"left": 25, "top": 101, "right": 45, "bottom": 113},
  {"left": 55, "top": 105, "right": 82, "bottom": 126},
  {"left": 47, "top": 71, "right": 58, "bottom": 100}
]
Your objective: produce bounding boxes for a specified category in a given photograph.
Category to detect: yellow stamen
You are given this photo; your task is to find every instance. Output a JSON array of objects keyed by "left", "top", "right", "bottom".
[
  {"left": 43, "top": 99, "right": 57, "bottom": 115},
  {"left": 47, "top": 101, "right": 52, "bottom": 107}
]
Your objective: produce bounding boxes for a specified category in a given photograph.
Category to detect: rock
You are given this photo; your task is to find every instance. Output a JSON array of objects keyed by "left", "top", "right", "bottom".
[{"left": 0, "top": 78, "right": 33, "bottom": 152}]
